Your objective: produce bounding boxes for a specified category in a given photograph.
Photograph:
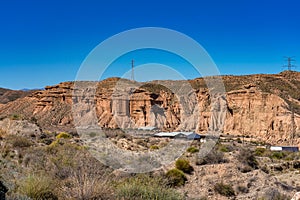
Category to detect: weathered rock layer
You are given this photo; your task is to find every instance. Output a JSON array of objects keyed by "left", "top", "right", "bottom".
[{"left": 0, "top": 71, "right": 300, "bottom": 146}]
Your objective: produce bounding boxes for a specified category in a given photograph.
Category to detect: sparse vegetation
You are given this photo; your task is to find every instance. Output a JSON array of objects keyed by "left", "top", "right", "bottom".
[
  {"left": 187, "top": 146, "right": 199, "bottom": 153},
  {"left": 56, "top": 132, "right": 71, "bottom": 139},
  {"left": 262, "top": 188, "right": 291, "bottom": 200},
  {"left": 236, "top": 185, "right": 249, "bottom": 194},
  {"left": 196, "top": 147, "right": 225, "bottom": 165},
  {"left": 166, "top": 169, "right": 187, "bottom": 187},
  {"left": 175, "top": 159, "right": 193, "bottom": 174},
  {"left": 255, "top": 148, "right": 267, "bottom": 156},
  {"left": 270, "top": 152, "right": 286, "bottom": 160},
  {"left": 115, "top": 174, "right": 184, "bottom": 200},
  {"left": 237, "top": 148, "right": 259, "bottom": 171},
  {"left": 150, "top": 145, "right": 159, "bottom": 150},
  {"left": 10, "top": 136, "right": 32, "bottom": 148},
  {"left": 214, "top": 182, "right": 235, "bottom": 197},
  {"left": 17, "top": 174, "right": 58, "bottom": 200},
  {"left": 10, "top": 114, "right": 22, "bottom": 120}
]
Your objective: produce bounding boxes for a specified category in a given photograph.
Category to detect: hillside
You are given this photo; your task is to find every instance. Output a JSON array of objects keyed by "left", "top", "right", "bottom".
[
  {"left": 1, "top": 71, "right": 300, "bottom": 199},
  {"left": 0, "top": 88, "right": 33, "bottom": 104},
  {"left": 0, "top": 71, "right": 300, "bottom": 146}
]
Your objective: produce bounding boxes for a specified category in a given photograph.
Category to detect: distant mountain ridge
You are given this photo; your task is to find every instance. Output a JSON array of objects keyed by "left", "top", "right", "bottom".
[{"left": 0, "top": 87, "right": 34, "bottom": 104}]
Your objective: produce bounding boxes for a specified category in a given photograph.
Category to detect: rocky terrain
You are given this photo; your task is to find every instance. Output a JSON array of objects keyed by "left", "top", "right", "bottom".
[
  {"left": 0, "top": 71, "right": 300, "bottom": 199},
  {"left": 0, "top": 118, "right": 299, "bottom": 199},
  {"left": 0, "top": 88, "right": 33, "bottom": 104},
  {"left": 0, "top": 71, "right": 299, "bottom": 147}
]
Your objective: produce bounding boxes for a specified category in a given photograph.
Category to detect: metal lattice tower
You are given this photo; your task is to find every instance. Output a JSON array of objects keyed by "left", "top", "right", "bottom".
[{"left": 283, "top": 56, "right": 296, "bottom": 71}]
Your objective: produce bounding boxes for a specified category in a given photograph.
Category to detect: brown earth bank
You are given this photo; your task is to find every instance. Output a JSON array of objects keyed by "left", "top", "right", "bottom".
[
  {"left": 0, "top": 71, "right": 300, "bottom": 147},
  {"left": 0, "top": 88, "right": 34, "bottom": 104}
]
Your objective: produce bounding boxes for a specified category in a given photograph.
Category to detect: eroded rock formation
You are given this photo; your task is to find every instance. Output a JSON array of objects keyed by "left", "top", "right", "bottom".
[{"left": 0, "top": 71, "right": 300, "bottom": 146}]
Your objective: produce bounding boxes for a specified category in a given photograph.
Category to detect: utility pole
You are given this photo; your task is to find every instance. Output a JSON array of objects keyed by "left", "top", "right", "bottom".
[
  {"left": 131, "top": 59, "right": 135, "bottom": 81},
  {"left": 283, "top": 56, "right": 296, "bottom": 71}
]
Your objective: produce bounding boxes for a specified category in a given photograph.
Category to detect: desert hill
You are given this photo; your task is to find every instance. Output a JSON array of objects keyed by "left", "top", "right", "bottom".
[
  {"left": 0, "top": 71, "right": 300, "bottom": 146},
  {"left": 0, "top": 87, "right": 34, "bottom": 104}
]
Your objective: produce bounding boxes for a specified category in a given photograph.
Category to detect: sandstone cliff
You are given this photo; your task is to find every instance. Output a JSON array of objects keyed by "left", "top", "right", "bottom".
[{"left": 0, "top": 71, "right": 299, "bottom": 146}]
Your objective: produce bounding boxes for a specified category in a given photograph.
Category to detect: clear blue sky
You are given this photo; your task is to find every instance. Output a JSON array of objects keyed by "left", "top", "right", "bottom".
[{"left": 0, "top": 0, "right": 299, "bottom": 89}]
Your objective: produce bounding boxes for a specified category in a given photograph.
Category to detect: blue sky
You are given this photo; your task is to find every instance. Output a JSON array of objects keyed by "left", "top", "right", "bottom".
[{"left": 0, "top": 0, "right": 299, "bottom": 89}]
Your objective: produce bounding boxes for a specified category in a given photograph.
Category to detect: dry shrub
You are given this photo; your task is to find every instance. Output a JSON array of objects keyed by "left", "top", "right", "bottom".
[
  {"left": 165, "top": 168, "right": 187, "bottom": 187},
  {"left": 17, "top": 174, "right": 58, "bottom": 200},
  {"left": 9, "top": 136, "right": 32, "bottom": 148},
  {"left": 116, "top": 174, "right": 184, "bottom": 200},
  {"left": 52, "top": 148, "right": 113, "bottom": 200},
  {"left": 237, "top": 148, "right": 258, "bottom": 172},
  {"left": 196, "top": 147, "right": 225, "bottom": 165},
  {"left": 214, "top": 182, "right": 235, "bottom": 197},
  {"left": 175, "top": 159, "right": 193, "bottom": 174}
]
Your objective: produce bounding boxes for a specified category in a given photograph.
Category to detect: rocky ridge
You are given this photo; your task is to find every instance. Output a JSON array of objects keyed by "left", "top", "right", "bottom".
[{"left": 0, "top": 71, "right": 299, "bottom": 146}]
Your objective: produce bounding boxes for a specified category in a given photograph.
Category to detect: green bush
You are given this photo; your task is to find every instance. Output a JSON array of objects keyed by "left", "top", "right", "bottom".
[
  {"left": 116, "top": 174, "right": 184, "bottom": 200},
  {"left": 166, "top": 169, "right": 187, "bottom": 187},
  {"left": 17, "top": 174, "right": 58, "bottom": 200},
  {"left": 187, "top": 146, "right": 199, "bottom": 153},
  {"left": 270, "top": 152, "right": 285, "bottom": 160},
  {"left": 255, "top": 148, "right": 266, "bottom": 156},
  {"left": 214, "top": 182, "right": 235, "bottom": 197},
  {"left": 150, "top": 145, "right": 159, "bottom": 150},
  {"left": 56, "top": 132, "right": 71, "bottom": 139},
  {"left": 10, "top": 114, "right": 22, "bottom": 120},
  {"left": 175, "top": 159, "right": 193, "bottom": 174},
  {"left": 218, "top": 145, "right": 229, "bottom": 152}
]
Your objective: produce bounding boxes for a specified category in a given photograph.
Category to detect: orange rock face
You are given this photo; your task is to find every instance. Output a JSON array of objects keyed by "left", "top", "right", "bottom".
[{"left": 0, "top": 72, "right": 299, "bottom": 146}]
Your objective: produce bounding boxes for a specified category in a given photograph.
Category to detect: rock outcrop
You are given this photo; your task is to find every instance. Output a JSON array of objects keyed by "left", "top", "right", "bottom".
[{"left": 0, "top": 71, "right": 300, "bottom": 146}]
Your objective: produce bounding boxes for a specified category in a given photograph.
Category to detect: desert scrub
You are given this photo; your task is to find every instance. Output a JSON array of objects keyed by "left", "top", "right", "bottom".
[
  {"left": 165, "top": 168, "right": 187, "bottom": 187},
  {"left": 9, "top": 136, "right": 32, "bottom": 148},
  {"left": 261, "top": 188, "right": 291, "bottom": 200},
  {"left": 10, "top": 114, "right": 22, "bottom": 120},
  {"left": 236, "top": 185, "right": 249, "bottom": 194},
  {"left": 237, "top": 148, "right": 259, "bottom": 170},
  {"left": 116, "top": 174, "right": 184, "bottom": 200},
  {"left": 47, "top": 139, "right": 63, "bottom": 149},
  {"left": 214, "top": 182, "right": 235, "bottom": 197},
  {"left": 218, "top": 144, "right": 230, "bottom": 152},
  {"left": 196, "top": 147, "right": 225, "bottom": 165},
  {"left": 255, "top": 147, "right": 267, "bottom": 156},
  {"left": 150, "top": 145, "right": 159, "bottom": 150},
  {"left": 55, "top": 132, "right": 71, "bottom": 139},
  {"left": 17, "top": 174, "right": 58, "bottom": 200},
  {"left": 175, "top": 159, "right": 194, "bottom": 174},
  {"left": 187, "top": 146, "right": 199, "bottom": 153},
  {"left": 270, "top": 152, "right": 286, "bottom": 160}
]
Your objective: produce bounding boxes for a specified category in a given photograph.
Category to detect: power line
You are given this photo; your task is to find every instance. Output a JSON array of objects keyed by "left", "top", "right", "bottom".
[{"left": 283, "top": 56, "right": 296, "bottom": 71}]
